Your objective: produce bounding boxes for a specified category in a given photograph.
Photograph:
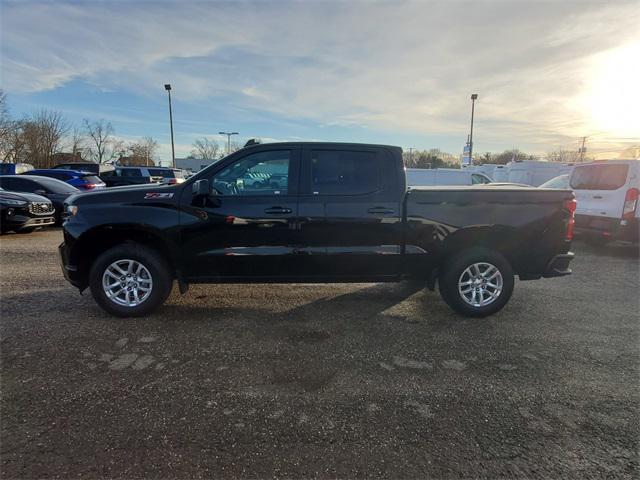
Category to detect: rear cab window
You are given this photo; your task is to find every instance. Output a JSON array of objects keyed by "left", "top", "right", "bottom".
[{"left": 571, "top": 164, "right": 629, "bottom": 190}]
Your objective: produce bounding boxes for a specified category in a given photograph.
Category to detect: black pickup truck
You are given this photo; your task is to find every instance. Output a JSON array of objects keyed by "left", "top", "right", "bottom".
[{"left": 59, "top": 142, "right": 575, "bottom": 318}]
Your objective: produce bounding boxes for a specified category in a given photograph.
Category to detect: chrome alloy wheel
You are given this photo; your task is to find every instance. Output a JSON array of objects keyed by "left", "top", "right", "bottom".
[
  {"left": 102, "top": 259, "right": 153, "bottom": 307},
  {"left": 458, "top": 262, "right": 503, "bottom": 307}
]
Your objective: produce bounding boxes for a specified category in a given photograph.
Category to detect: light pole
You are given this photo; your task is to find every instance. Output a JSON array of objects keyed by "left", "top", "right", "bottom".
[
  {"left": 468, "top": 93, "right": 478, "bottom": 164},
  {"left": 164, "top": 84, "right": 176, "bottom": 168},
  {"left": 219, "top": 131, "right": 239, "bottom": 154}
]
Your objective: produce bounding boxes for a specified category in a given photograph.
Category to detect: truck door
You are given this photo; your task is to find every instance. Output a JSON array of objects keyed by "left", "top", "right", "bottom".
[
  {"left": 297, "top": 146, "right": 404, "bottom": 279},
  {"left": 180, "top": 147, "right": 301, "bottom": 279}
]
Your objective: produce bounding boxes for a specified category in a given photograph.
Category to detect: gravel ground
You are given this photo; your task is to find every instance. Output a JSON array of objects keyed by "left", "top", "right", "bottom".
[{"left": 1, "top": 228, "right": 638, "bottom": 479}]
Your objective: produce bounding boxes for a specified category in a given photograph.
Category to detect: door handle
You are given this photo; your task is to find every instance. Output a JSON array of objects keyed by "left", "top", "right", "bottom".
[
  {"left": 367, "top": 207, "right": 395, "bottom": 215},
  {"left": 264, "top": 207, "right": 292, "bottom": 214},
  {"left": 593, "top": 195, "right": 603, "bottom": 199}
]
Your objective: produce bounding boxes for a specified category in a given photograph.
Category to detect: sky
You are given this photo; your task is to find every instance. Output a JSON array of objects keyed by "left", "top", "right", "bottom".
[{"left": 1, "top": 0, "right": 639, "bottom": 165}]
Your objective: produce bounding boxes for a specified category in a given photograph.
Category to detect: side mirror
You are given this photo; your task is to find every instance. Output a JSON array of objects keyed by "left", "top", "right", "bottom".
[{"left": 192, "top": 179, "right": 210, "bottom": 197}]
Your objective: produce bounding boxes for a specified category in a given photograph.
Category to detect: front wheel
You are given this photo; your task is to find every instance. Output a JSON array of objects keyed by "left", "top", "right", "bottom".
[
  {"left": 439, "top": 248, "right": 514, "bottom": 318},
  {"left": 89, "top": 244, "right": 173, "bottom": 317}
]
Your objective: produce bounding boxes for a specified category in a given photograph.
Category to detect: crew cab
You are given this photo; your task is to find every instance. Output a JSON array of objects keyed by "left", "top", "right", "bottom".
[{"left": 59, "top": 142, "right": 576, "bottom": 318}]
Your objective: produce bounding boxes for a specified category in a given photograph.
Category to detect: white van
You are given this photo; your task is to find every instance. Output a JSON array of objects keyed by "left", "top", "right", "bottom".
[
  {"left": 406, "top": 168, "right": 492, "bottom": 187},
  {"left": 507, "top": 161, "right": 574, "bottom": 187},
  {"left": 570, "top": 160, "right": 639, "bottom": 244}
]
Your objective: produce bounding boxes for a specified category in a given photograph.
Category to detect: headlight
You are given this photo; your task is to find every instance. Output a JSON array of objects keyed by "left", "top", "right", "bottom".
[
  {"left": 3, "top": 199, "right": 27, "bottom": 206},
  {"left": 66, "top": 205, "right": 78, "bottom": 216}
]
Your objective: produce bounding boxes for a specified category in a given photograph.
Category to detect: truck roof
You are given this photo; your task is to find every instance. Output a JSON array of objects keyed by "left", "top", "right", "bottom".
[{"left": 241, "top": 141, "right": 402, "bottom": 151}]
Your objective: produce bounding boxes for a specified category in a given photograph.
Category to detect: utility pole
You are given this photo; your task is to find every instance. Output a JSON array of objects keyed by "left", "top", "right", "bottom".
[
  {"left": 408, "top": 147, "right": 414, "bottom": 166},
  {"left": 219, "top": 131, "right": 239, "bottom": 155},
  {"left": 164, "top": 84, "right": 176, "bottom": 168},
  {"left": 579, "top": 136, "right": 587, "bottom": 162},
  {"left": 469, "top": 93, "right": 478, "bottom": 164}
]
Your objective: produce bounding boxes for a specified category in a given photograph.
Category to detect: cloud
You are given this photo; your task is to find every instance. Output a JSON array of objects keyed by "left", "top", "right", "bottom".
[{"left": 2, "top": 0, "right": 639, "bottom": 155}]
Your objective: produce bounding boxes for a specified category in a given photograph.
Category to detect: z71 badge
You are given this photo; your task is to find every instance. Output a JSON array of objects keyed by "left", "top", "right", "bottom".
[{"left": 144, "top": 192, "right": 174, "bottom": 199}]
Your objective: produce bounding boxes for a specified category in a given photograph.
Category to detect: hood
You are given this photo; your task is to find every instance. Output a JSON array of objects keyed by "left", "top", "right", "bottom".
[
  {"left": 0, "top": 190, "right": 51, "bottom": 204},
  {"left": 67, "top": 183, "right": 180, "bottom": 206}
]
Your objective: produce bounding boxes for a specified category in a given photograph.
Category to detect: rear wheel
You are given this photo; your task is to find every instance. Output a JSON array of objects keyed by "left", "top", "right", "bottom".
[
  {"left": 89, "top": 244, "right": 173, "bottom": 317},
  {"left": 439, "top": 248, "right": 514, "bottom": 317}
]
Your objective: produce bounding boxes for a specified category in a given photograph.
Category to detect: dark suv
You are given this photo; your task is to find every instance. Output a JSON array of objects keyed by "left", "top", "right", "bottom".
[{"left": 0, "top": 188, "right": 55, "bottom": 233}]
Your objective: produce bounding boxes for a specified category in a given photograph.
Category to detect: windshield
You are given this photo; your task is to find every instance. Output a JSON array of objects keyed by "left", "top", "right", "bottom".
[{"left": 540, "top": 175, "right": 569, "bottom": 189}]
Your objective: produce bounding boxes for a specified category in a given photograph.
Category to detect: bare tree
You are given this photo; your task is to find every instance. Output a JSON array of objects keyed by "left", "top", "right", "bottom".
[
  {"left": 84, "top": 119, "right": 116, "bottom": 163},
  {"left": 190, "top": 137, "right": 221, "bottom": 159},
  {"left": 1, "top": 119, "right": 27, "bottom": 163},
  {"left": 125, "top": 137, "right": 159, "bottom": 166},
  {"left": 67, "top": 126, "right": 86, "bottom": 160},
  {"left": 545, "top": 149, "right": 591, "bottom": 163},
  {"left": 0, "top": 90, "right": 11, "bottom": 143},
  {"left": 20, "top": 110, "right": 69, "bottom": 168}
]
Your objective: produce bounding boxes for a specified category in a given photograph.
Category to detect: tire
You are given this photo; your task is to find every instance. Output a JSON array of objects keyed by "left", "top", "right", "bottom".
[
  {"left": 89, "top": 243, "right": 173, "bottom": 317},
  {"left": 438, "top": 247, "right": 514, "bottom": 318}
]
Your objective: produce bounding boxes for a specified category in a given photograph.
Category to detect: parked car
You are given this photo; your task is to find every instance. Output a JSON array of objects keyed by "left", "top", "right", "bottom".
[
  {"left": 101, "top": 167, "right": 186, "bottom": 187},
  {"left": 570, "top": 160, "right": 639, "bottom": 245},
  {"left": 406, "top": 168, "right": 492, "bottom": 187},
  {"left": 0, "top": 175, "right": 80, "bottom": 224},
  {"left": 0, "top": 188, "right": 55, "bottom": 234},
  {"left": 60, "top": 142, "right": 575, "bottom": 319},
  {"left": 0, "top": 163, "right": 35, "bottom": 175},
  {"left": 53, "top": 162, "right": 115, "bottom": 176},
  {"left": 25, "top": 169, "right": 106, "bottom": 191},
  {"left": 100, "top": 167, "right": 162, "bottom": 187},
  {"left": 539, "top": 174, "right": 570, "bottom": 190},
  {"left": 148, "top": 167, "right": 186, "bottom": 185}
]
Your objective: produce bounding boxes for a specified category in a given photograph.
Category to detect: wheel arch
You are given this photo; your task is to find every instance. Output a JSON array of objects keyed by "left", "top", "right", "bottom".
[
  {"left": 437, "top": 226, "right": 524, "bottom": 273},
  {"left": 69, "top": 225, "right": 180, "bottom": 289}
]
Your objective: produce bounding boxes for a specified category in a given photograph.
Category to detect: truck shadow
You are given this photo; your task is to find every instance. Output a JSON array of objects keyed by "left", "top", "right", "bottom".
[{"left": 573, "top": 239, "right": 639, "bottom": 259}]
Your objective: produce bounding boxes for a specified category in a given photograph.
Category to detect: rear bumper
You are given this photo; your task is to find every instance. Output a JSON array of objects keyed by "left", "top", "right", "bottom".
[
  {"left": 543, "top": 252, "right": 574, "bottom": 277},
  {"left": 575, "top": 214, "right": 639, "bottom": 243}
]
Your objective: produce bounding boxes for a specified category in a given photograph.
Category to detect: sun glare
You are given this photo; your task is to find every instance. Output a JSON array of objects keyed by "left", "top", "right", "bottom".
[{"left": 587, "top": 42, "right": 640, "bottom": 137}]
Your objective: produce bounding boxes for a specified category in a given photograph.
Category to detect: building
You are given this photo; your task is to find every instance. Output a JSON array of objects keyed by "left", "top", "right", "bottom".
[{"left": 175, "top": 157, "right": 219, "bottom": 173}]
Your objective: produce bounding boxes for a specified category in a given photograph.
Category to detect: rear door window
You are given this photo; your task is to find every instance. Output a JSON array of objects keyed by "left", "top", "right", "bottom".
[
  {"left": 120, "top": 169, "right": 142, "bottom": 177},
  {"left": 571, "top": 164, "right": 628, "bottom": 190},
  {"left": 310, "top": 150, "right": 380, "bottom": 195}
]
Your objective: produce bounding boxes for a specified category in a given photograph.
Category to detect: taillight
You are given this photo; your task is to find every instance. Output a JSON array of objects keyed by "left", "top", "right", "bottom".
[
  {"left": 563, "top": 198, "right": 577, "bottom": 241},
  {"left": 167, "top": 178, "right": 178, "bottom": 185},
  {"left": 622, "top": 188, "right": 638, "bottom": 220},
  {"left": 84, "top": 183, "right": 96, "bottom": 190}
]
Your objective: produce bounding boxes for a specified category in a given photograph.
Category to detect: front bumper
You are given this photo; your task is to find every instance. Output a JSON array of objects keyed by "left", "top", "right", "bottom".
[
  {"left": 543, "top": 252, "right": 574, "bottom": 277},
  {"left": 59, "top": 242, "right": 82, "bottom": 288},
  {"left": 5, "top": 214, "right": 55, "bottom": 231}
]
